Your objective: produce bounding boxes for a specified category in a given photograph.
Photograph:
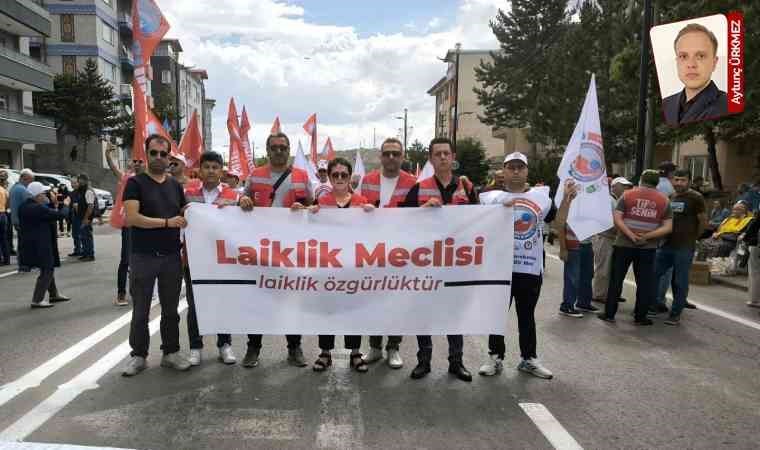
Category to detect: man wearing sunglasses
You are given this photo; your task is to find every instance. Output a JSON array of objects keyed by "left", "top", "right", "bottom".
[
  {"left": 169, "top": 153, "right": 191, "bottom": 186},
  {"left": 122, "top": 134, "right": 191, "bottom": 377},
  {"left": 359, "top": 137, "right": 417, "bottom": 370},
  {"left": 242, "top": 132, "right": 314, "bottom": 369},
  {"left": 106, "top": 145, "right": 145, "bottom": 307}
]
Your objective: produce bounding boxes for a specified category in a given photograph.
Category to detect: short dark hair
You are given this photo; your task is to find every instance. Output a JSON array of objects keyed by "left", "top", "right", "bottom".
[
  {"left": 640, "top": 169, "right": 660, "bottom": 187},
  {"left": 145, "top": 134, "right": 170, "bottom": 151},
  {"left": 674, "top": 23, "right": 718, "bottom": 56},
  {"left": 381, "top": 137, "right": 403, "bottom": 152},
  {"left": 658, "top": 161, "right": 677, "bottom": 176},
  {"left": 429, "top": 137, "right": 454, "bottom": 153},
  {"left": 266, "top": 132, "right": 290, "bottom": 150},
  {"left": 200, "top": 151, "right": 224, "bottom": 166},
  {"left": 672, "top": 169, "right": 691, "bottom": 179},
  {"left": 327, "top": 157, "right": 352, "bottom": 177}
]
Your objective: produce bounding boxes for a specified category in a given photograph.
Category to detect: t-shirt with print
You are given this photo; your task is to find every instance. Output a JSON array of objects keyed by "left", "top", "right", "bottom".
[
  {"left": 614, "top": 190, "right": 672, "bottom": 249},
  {"left": 665, "top": 189, "right": 705, "bottom": 249}
]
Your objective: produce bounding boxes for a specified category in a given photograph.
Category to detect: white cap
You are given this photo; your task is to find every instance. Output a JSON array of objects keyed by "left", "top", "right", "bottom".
[
  {"left": 504, "top": 152, "right": 528, "bottom": 166},
  {"left": 317, "top": 160, "right": 328, "bottom": 170},
  {"left": 169, "top": 153, "right": 187, "bottom": 164},
  {"left": 611, "top": 176, "right": 633, "bottom": 186},
  {"left": 27, "top": 182, "right": 50, "bottom": 197}
]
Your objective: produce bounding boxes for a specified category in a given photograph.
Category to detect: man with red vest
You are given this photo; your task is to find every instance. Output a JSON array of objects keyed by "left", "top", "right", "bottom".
[
  {"left": 242, "top": 132, "right": 313, "bottom": 368},
  {"left": 598, "top": 169, "right": 673, "bottom": 325},
  {"left": 359, "top": 137, "right": 417, "bottom": 370},
  {"left": 184, "top": 151, "right": 254, "bottom": 366},
  {"left": 401, "top": 137, "right": 477, "bottom": 382}
]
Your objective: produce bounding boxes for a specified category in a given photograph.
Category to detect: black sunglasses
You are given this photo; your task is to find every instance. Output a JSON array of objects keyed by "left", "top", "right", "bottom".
[
  {"left": 132, "top": 159, "right": 144, "bottom": 164},
  {"left": 149, "top": 150, "right": 169, "bottom": 158},
  {"left": 330, "top": 172, "right": 350, "bottom": 180},
  {"left": 381, "top": 151, "right": 402, "bottom": 158},
  {"left": 269, "top": 145, "right": 289, "bottom": 152}
]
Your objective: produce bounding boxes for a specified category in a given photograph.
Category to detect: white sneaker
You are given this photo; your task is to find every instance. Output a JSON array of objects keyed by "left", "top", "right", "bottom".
[
  {"left": 517, "top": 358, "right": 553, "bottom": 379},
  {"left": 363, "top": 347, "right": 383, "bottom": 364},
  {"left": 478, "top": 354, "right": 504, "bottom": 376},
  {"left": 122, "top": 356, "right": 147, "bottom": 377},
  {"left": 161, "top": 352, "right": 192, "bottom": 371},
  {"left": 30, "top": 299, "right": 54, "bottom": 309},
  {"left": 387, "top": 349, "right": 403, "bottom": 369},
  {"left": 188, "top": 349, "right": 202, "bottom": 366},
  {"left": 218, "top": 344, "right": 236, "bottom": 365}
]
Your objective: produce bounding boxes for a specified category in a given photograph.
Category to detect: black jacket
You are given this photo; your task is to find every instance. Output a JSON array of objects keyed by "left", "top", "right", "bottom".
[
  {"left": 19, "top": 199, "right": 65, "bottom": 269},
  {"left": 662, "top": 80, "right": 728, "bottom": 127}
]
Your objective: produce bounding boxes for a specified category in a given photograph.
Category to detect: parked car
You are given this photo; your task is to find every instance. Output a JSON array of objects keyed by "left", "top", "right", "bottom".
[{"left": 33, "top": 173, "right": 112, "bottom": 215}]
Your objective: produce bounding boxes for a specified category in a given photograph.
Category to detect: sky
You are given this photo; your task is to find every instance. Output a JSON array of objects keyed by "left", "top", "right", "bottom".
[{"left": 157, "top": 0, "right": 505, "bottom": 157}]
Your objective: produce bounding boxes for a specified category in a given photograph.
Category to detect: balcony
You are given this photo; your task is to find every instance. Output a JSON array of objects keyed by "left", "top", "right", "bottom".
[
  {"left": 120, "top": 47, "right": 134, "bottom": 69},
  {"left": 0, "top": 0, "right": 52, "bottom": 36},
  {"left": 0, "top": 45, "right": 53, "bottom": 91},
  {"left": 118, "top": 12, "right": 133, "bottom": 36},
  {"left": 0, "top": 110, "right": 57, "bottom": 145}
]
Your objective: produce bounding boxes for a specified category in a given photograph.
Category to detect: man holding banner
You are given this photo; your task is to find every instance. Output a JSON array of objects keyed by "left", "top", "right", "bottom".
[
  {"left": 401, "top": 137, "right": 477, "bottom": 382},
  {"left": 360, "top": 137, "right": 417, "bottom": 369},
  {"left": 243, "top": 132, "right": 313, "bottom": 368}
]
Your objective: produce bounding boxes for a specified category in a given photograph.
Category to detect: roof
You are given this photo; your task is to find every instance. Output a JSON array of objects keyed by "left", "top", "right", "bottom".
[
  {"left": 189, "top": 69, "right": 208, "bottom": 80},
  {"left": 426, "top": 76, "right": 449, "bottom": 95},
  {"left": 160, "top": 39, "right": 183, "bottom": 52}
]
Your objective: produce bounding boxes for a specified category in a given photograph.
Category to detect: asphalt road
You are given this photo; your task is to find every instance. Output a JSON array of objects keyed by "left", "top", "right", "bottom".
[{"left": 0, "top": 225, "right": 758, "bottom": 450}]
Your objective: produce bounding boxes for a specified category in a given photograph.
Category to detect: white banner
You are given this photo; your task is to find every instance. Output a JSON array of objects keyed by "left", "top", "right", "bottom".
[{"left": 184, "top": 204, "right": 514, "bottom": 335}]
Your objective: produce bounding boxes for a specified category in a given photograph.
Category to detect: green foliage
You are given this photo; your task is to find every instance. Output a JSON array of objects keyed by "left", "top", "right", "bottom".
[
  {"left": 405, "top": 140, "right": 428, "bottom": 171},
  {"left": 34, "top": 58, "right": 121, "bottom": 146},
  {"left": 153, "top": 86, "right": 182, "bottom": 141},
  {"left": 455, "top": 137, "right": 490, "bottom": 186}
]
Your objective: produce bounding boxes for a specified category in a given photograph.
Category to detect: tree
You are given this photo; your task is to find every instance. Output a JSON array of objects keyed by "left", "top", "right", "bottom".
[
  {"left": 34, "top": 58, "right": 121, "bottom": 147},
  {"left": 405, "top": 140, "right": 428, "bottom": 171},
  {"left": 153, "top": 85, "right": 182, "bottom": 141},
  {"left": 455, "top": 137, "right": 490, "bottom": 186}
]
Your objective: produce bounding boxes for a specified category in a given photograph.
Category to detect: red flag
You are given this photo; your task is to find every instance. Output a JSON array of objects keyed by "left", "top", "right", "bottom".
[
  {"left": 131, "top": 0, "right": 170, "bottom": 67},
  {"left": 240, "top": 107, "right": 255, "bottom": 170},
  {"left": 303, "top": 113, "right": 317, "bottom": 163},
  {"left": 227, "top": 98, "right": 250, "bottom": 179},
  {"left": 178, "top": 109, "right": 203, "bottom": 169},
  {"left": 320, "top": 137, "right": 336, "bottom": 161},
  {"left": 132, "top": 79, "right": 178, "bottom": 162},
  {"left": 271, "top": 116, "right": 281, "bottom": 135}
]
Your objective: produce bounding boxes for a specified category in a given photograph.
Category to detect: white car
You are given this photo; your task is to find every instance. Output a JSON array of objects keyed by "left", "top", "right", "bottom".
[{"left": 33, "top": 173, "right": 113, "bottom": 215}]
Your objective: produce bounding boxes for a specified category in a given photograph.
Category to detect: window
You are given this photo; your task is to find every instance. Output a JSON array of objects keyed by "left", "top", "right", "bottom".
[
  {"left": 161, "top": 70, "right": 171, "bottom": 84},
  {"left": 684, "top": 156, "right": 712, "bottom": 183},
  {"left": 102, "top": 0, "right": 113, "bottom": 6},
  {"left": 101, "top": 20, "right": 114, "bottom": 45},
  {"left": 0, "top": 94, "right": 7, "bottom": 111},
  {"left": 62, "top": 55, "right": 77, "bottom": 74},
  {"left": 61, "top": 15, "right": 75, "bottom": 42},
  {"left": 99, "top": 58, "right": 116, "bottom": 82}
]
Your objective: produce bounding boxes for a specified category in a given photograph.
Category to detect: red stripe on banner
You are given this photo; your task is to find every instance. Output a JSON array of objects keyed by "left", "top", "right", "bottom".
[{"left": 726, "top": 11, "right": 745, "bottom": 114}]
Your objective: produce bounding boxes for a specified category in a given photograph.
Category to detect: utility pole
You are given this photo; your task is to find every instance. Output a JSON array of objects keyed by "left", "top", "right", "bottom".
[
  {"left": 373, "top": 127, "right": 376, "bottom": 149},
  {"left": 452, "top": 42, "right": 461, "bottom": 152},
  {"left": 402, "top": 108, "right": 408, "bottom": 151},
  {"left": 634, "top": 0, "right": 653, "bottom": 178}
]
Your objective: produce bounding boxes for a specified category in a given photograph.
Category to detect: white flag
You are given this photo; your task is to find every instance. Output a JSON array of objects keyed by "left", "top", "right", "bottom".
[
  {"left": 419, "top": 160, "right": 434, "bottom": 180},
  {"left": 353, "top": 149, "right": 366, "bottom": 189},
  {"left": 554, "top": 74, "right": 613, "bottom": 241},
  {"left": 294, "top": 140, "right": 319, "bottom": 185}
]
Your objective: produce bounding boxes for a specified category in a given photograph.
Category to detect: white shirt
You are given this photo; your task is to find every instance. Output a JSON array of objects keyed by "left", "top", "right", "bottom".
[
  {"left": 380, "top": 175, "right": 399, "bottom": 207},
  {"left": 202, "top": 185, "right": 221, "bottom": 204},
  {"left": 314, "top": 181, "right": 332, "bottom": 200}
]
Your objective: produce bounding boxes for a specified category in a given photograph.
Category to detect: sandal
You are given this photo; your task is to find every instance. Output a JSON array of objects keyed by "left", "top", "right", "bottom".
[
  {"left": 313, "top": 353, "right": 332, "bottom": 372},
  {"left": 350, "top": 353, "right": 368, "bottom": 373}
]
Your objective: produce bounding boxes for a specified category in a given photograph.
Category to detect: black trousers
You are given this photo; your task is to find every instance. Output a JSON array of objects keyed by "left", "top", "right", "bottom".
[
  {"left": 604, "top": 246, "right": 656, "bottom": 321},
  {"left": 318, "top": 335, "right": 361, "bottom": 351},
  {"left": 369, "top": 335, "right": 402, "bottom": 350},
  {"left": 247, "top": 334, "right": 301, "bottom": 350},
  {"left": 416, "top": 335, "right": 464, "bottom": 364},
  {"left": 6, "top": 212, "right": 13, "bottom": 253},
  {"left": 14, "top": 225, "right": 26, "bottom": 269},
  {"left": 129, "top": 252, "right": 183, "bottom": 357},
  {"left": 184, "top": 267, "right": 231, "bottom": 349},
  {"left": 32, "top": 268, "right": 58, "bottom": 304},
  {"left": 0, "top": 213, "right": 9, "bottom": 263},
  {"left": 488, "top": 273, "right": 542, "bottom": 360},
  {"left": 117, "top": 228, "right": 130, "bottom": 296}
]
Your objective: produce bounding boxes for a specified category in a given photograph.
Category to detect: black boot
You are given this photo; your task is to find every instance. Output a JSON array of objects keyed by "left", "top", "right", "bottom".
[
  {"left": 448, "top": 355, "right": 472, "bottom": 382},
  {"left": 410, "top": 349, "right": 431, "bottom": 379}
]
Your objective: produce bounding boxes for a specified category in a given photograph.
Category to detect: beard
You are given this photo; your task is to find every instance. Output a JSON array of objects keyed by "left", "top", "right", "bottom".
[{"left": 148, "top": 160, "right": 167, "bottom": 174}]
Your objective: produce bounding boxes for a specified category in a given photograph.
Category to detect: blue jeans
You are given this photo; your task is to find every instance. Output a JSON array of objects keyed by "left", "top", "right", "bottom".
[
  {"left": 654, "top": 247, "right": 694, "bottom": 317},
  {"left": 80, "top": 223, "right": 94, "bottom": 257},
  {"left": 561, "top": 243, "right": 594, "bottom": 309},
  {"left": 71, "top": 216, "right": 82, "bottom": 254}
]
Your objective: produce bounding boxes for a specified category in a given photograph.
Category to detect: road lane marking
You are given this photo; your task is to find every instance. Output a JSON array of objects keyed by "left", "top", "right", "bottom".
[
  {"left": 0, "top": 299, "right": 188, "bottom": 442},
  {"left": 0, "top": 301, "right": 158, "bottom": 409},
  {"left": 545, "top": 253, "right": 760, "bottom": 331},
  {"left": 0, "top": 270, "right": 18, "bottom": 278},
  {"left": 519, "top": 403, "right": 583, "bottom": 450}
]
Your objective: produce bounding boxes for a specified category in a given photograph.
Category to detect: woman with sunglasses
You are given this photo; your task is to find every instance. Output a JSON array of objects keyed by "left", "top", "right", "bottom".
[{"left": 298, "top": 157, "right": 375, "bottom": 373}]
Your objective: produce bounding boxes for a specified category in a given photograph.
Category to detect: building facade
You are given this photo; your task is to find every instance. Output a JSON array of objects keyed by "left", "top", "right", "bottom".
[
  {"left": 427, "top": 48, "right": 507, "bottom": 164},
  {"left": 203, "top": 98, "right": 215, "bottom": 152},
  {"left": 0, "top": 0, "right": 56, "bottom": 168}
]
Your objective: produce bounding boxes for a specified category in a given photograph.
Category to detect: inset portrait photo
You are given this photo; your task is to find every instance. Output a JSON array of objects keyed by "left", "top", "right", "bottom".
[{"left": 651, "top": 14, "right": 737, "bottom": 128}]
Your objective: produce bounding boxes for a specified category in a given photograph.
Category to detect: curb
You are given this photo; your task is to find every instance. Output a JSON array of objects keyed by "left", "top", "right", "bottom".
[{"left": 712, "top": 276, "right": 749, "bottom": 292}]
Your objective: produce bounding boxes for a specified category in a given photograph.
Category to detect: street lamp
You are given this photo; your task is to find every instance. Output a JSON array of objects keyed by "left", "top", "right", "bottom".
[
  {"left": 395, "top": 108, "right": 408, "bottom": 151},
  {"left": 452, "top": 43, "right": 461, "bottom": 151}
]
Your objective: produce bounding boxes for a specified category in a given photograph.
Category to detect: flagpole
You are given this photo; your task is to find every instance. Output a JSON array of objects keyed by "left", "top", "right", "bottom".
[{"left": 634, "top": 0, "right": 653, "bottom": 179}]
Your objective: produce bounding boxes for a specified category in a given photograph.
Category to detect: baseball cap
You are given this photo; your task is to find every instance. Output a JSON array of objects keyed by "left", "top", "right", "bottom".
[
  {"left": 611, "top": 176, "right": 633, "bottom": 186},
  {"left": 504, "top": 152, "right": 528, "bottom": 166},
  {"left": 317, "top": 160, "right": 328, "bottom": 171},
  {"left": 170, "top": 153, "right": 187, "bottom": 164},
  {"left": 27, "top": 182, "right": 50, "bottom": 197}
]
